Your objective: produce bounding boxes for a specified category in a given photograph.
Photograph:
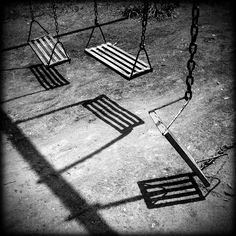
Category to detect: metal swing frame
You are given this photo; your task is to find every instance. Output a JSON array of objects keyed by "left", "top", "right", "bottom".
[
  {"left": 84, "top": 0, "right": 153, "bottom": 80},
  {"left": 27, "top": 0, "right": 71, "bottom": 67},
  {"left": 149, "top": 0, "right": 210, "bottom": 187}
]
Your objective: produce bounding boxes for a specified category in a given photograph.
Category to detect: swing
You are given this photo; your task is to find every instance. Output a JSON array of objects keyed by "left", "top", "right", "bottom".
[
  {"left": 84, "top": 0, "right": 153, "bottom": 80},
  {"left": 27, "top": 0, "right": 70, "bottom": 67},
  {"left": 149, "top": 0, "right": 210, "bottom": 187}
]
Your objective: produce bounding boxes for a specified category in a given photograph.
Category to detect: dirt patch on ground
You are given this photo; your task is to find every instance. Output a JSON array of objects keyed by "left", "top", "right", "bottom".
[{"left": 1, "top": 0, "right": 235, "bottom": 235}]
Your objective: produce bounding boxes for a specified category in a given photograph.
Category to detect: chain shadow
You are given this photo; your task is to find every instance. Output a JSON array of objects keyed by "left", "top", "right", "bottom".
[
  {"left": 15, "top": 99, "right": 91, "bottom": 124},
  {"left": 0, "top": 89, "right": 46, "bottom": 104},
  {"left": 29, "top": 96, "right": 140, "bottom": 184},
  {"left": 137, "top": 172, "right": 205, "bottom": 209},
  {"left": 0, "top": 66, "right": 32, "bottom": 71},
  {"left": 0, "top": 109, "right": 117, "bottom": 235},
  {"left": 29, "top": 64, "right": 70, "bottom": 90},
  {"left": 83, "top": 94, "right": 144, "bottom": 133},
  {"left": 65, "top": 194, "right": 144, "bottom": 222},
  {"left": 37, "top": 128, "right": 132, "bottom": 184}
]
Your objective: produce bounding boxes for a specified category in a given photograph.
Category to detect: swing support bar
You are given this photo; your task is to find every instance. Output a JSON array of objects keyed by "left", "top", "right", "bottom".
[{"left": 149, "top": 111, "right": 210, "bottom": 187}]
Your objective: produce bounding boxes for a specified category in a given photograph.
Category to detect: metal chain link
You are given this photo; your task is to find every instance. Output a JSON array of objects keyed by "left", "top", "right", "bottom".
[
  {"left": 198, "top": 143, "right": 235, "bottom": 170},
  {"left": 94, "top": 0, "right": 99, "bottom": 25},
  {"left": 185, "top": 0, "right": 199, "bottom": 101},
  {"left": 140, "top": 0, "right": 149, "bottom": 49},
  {"left": 29, "top": 0, "right": 34, "bottom": 20},
  {"left": 52, "top": 0, "right": 59, "bottom": 40}
]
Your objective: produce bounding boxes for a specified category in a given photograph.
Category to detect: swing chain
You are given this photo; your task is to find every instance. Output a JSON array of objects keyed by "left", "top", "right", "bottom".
[
  {"left": 185, "top": 0, "right": 199, "bottom": 101},
  {"left": 94, "top": 0, "right": 99, "bottom": 25},
  {"left": 29, "top": 0, "right": 35, "bottom": 20},
  {"left": 140, "top": 1, "right": 149, "bottom": 49},
  {"left": 52, "top": 0, "right": 59, "bottom": 40}
]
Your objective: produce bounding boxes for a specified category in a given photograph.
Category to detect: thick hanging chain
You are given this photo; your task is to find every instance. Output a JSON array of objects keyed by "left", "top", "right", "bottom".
[
  {"left": 185, "top": 0, "right": 199, "bottom": 101},
  {"left": 52, "top": 0, "right": 59, "bottom": 39},
  {"left": 94, "top": 0, "right": 99, "bottom": 25},
  {"left": 140, "top": 1, "right": 149, "bottom": 49},
  {"left": 29, "top": 0, "right": 34, "bottom": 20}
]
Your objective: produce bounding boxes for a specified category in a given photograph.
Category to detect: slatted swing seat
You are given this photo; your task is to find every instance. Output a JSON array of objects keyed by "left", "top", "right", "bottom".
[
  {"left": 29, "top": 34, "right": 70, "bottom": 67},
  {"left": 85, "top": 42, "right": 152, "bottom": 80},
  {"left": 85, "top": 0, "right": 152, "bottom": 80},
  {"left": 149, "top": 109, "right": 210, "bottom": 187},
  {"left": 28, "top": 0, "right": 70, "bottom": 67}
]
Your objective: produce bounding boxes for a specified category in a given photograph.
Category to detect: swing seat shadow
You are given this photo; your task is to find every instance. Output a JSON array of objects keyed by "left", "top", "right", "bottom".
[
  {"left": 30, "top": 64, "right": 70, "bottom": 90},
  {"left": 83, "top": 94, "right": 144, "bottom": 133},
  {"left": 67, "top": 172, "right": 206, "bottom": 222},
  {"left": 137, "top": 172, "right": 205, "bottom": 209}
]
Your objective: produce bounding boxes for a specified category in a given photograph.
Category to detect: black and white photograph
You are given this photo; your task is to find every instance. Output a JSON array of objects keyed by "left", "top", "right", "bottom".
[{"left": 0, "top": 0, "right": 235, "bottom": 234}]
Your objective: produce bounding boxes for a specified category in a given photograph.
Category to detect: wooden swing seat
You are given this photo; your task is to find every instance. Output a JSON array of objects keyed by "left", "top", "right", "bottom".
[
  {"left": 29, "top": 34, "right": 70, "bottom": 67},
  {"left": 85, "top": 42, "right": 153, "bottom": 80},
  {"left": 149, "top": 110, "right": 210, "bottom": 187}
]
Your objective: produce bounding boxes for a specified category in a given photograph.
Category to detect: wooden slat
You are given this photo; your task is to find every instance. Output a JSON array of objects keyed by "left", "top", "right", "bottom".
[
  {"left": 107, "top": 42, "right": 149, "bottom": 68},
  {"left": 43, "top": 39, "right": 64, "bottom": 62},
  {"left": 85, "top": 48, "right": 130, "bottom": 78},
  {"left": 46, "top": 35, "right": 67, "bottom": 59},
  {"left": 100, "top": 44, "right": 145, "bottom": 71},
  {"left": 29, "top": 40, "right": 48, "bottom": 66},
  {"left": 85, "top": 42, "right": 152, "bottom": 79},
  {"left": 30, "top": 39, "right": 53, "bottom": 66},
  {"left": 47, "top": 35, "right": 66, "bottom": 55},
  {"left": 38, "top": 38, "right": 58, "bottom": 63},
  {"left": 29, "top": 34, "right": 69, "bottom": 67},
  {"left": 149, "top": 111, "right": 210, "bottom": 187},
  {"left": 35, "top": 39, "right": 52, "bottom": 62},
  {"left": 42, "top": 36, "right": 62, "bottom": 61},
  {"left": 91, "top": 48, "right": 133, "bottom": 74},
  {"left": 43, "top": 35, "right": 68, "bottom": 64},
  {"left": 105, "top": 43, "right": 146, "bottom": 70},
  {"left": 96, "top": 45, "right": 141, "bottom": 73}
]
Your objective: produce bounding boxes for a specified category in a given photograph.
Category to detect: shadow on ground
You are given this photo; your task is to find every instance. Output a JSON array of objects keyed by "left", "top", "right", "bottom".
[{"left": 0, "top": 109, "right": 117, "bottom": 234}]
